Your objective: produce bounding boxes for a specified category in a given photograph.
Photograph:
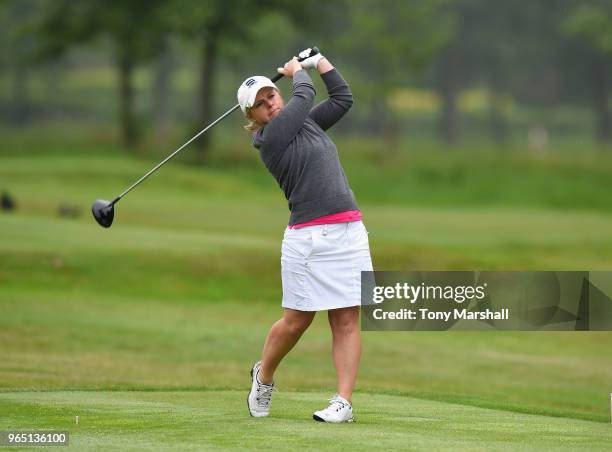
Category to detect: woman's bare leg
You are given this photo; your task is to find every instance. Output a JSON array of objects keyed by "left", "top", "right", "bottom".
[
  {"left": 258, "top": 308, "right": 315, "bottom": 384},
  {"left": 327, "top": 306, "right": 361, "bottom": 403}
]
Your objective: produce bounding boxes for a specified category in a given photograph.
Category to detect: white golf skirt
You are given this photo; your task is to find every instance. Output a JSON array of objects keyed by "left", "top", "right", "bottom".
[{"left": 281, "top": 221, "right": 373, "bottom": 311}]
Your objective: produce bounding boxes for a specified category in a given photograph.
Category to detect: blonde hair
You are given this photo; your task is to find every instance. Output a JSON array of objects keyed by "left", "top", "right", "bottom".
[
  {"left": 243, "top": 108, "right": 260, "bottom": 132},
  {"left": 242, "top": 87, "right": 282, "bottom": 132}
]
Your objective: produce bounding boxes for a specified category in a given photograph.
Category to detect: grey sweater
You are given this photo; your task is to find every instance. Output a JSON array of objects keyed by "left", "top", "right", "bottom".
[{"left": 253, "top": 69, "right": 358, "bottom": 225}]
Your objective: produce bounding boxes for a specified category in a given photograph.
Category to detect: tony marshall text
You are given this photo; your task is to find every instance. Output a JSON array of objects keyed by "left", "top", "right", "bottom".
[{"left": 372, "top": 308, "right": 510, "bottom": 321}]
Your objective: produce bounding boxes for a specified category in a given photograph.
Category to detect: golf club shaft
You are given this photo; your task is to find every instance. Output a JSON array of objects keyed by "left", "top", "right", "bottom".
[
  {"left": 112, "top": 72, "right": 287, "bottom": 206},
  {"left": 113, "top": 103, "right": 238, "bottom": 204}
]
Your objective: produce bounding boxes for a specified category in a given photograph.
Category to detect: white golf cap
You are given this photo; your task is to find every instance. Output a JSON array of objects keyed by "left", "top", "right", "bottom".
[{"left": 237, "top": 76, "right": 277, "bottom": 114}]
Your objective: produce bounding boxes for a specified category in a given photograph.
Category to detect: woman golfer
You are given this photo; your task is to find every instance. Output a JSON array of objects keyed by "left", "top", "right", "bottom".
[{"left": 238, "top": 50, "right": 373, "bottom": 423}]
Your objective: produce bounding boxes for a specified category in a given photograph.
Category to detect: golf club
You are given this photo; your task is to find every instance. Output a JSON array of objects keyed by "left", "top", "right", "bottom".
[{"left": 92, "top": 47, "right": 320, "bottom": 228}]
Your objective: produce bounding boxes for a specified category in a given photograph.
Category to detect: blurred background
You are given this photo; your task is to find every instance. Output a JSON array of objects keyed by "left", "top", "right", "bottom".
[
  {"left": 1, "top": 0, "right": 612, "bottom": 424},
  {"left": 3, "top": 0, "right": 612, "bottom": 153}
]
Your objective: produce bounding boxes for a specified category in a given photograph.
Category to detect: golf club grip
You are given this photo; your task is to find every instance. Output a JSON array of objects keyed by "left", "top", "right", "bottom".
[{"left": 271, "top": 46, "right": 319, "bottom": 82}]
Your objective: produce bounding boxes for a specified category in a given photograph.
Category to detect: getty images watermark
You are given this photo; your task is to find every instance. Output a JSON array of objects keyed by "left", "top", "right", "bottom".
[{"left": 360, "top": 272, "right": 612, "bottom": 331}]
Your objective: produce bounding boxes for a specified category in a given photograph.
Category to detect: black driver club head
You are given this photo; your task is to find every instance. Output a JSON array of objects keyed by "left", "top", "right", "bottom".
[{"left": 91, "top": 199, "right": 114, "bottom": 228}]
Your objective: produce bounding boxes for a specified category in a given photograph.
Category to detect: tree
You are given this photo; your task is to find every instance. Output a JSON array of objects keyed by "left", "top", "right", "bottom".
[
  {"left": 565, "top": 0, "right": 612, "bottom": 143},
  {"left": 333, "top": 0, "right": 453, "bottom": 145},
  {"left": 0, "top": 0, "right": 42, "bottom": 125},
  {"left": 428, "top": 0, "right": 520, "bottom": 146},
  {"left": 36, "top": 0, "right": 169, "bottom": 147}
]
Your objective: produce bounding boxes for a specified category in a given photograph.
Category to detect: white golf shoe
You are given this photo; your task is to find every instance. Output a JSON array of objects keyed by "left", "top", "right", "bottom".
[
  {"left": 247, "top": 361, "right": 274, "bottom": 417},
  {"left": 313, "top": 395, "right": 354, "bottom": 423}
]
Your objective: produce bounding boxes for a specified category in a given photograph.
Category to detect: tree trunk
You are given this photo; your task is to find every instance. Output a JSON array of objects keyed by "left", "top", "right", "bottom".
[
  {"left": 382, "top": 108, "right": 400, "bottom": 149},
  {"left": 153, "top": 37, "right": 173, "bottom": 146},
  {"left": 12, "top": 62, "right": 29, "bottom": 125},
  {"left": 198, "top": 35, "right": 218, "bottom": 153},
  {"left": 487, "top": 88, "right": 508, "bottom": 145},
  {"left": 592, "top": 59, "right": 611, "bottom": 144},
  {"left": 368, "top": 97, "right": 385, "bottom": 136},
  {"left": 119, "top": 56, "right": 138, "bottom": 147},
  {"left": 437, "top": 53, "right": 461, "bottom": 147}
]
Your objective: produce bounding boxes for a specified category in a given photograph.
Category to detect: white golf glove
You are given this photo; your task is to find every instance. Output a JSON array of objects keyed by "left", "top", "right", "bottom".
[{"left": 298, "top": 48, "right": 324, "bottom": 71}]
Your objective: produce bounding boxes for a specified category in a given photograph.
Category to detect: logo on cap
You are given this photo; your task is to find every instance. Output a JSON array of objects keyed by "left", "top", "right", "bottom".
[{"left": 245, "top": 78, "right": 256, "bottom": 87}]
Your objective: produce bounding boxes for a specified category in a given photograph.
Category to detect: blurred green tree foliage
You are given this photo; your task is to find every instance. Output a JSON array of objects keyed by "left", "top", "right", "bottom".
[
  {"left": 565, "top": 0, "right": 612, "bottom": 143},
  {"left": 0, "top": 0, "right": 43, "bottom": 125},
  {"left": 328, "top": 0, "right": 453, "bottom": 145},
  {"left": 2, "top": 0, "right": 611, "bottom": 148},
  {"left": 35, "top": 0, "right": 170, "bottom": 146}
]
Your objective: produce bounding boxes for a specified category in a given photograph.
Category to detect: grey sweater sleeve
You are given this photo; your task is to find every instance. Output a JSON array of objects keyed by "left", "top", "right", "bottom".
[
  {"left": 251, "top": 68, "right": 358, "bottom": 225},
  {"left": 308, "top": 69, "right": 353, "bottom": 131},
  {"left": 255, "top": 69, "right": 315, "bottom": 155}
]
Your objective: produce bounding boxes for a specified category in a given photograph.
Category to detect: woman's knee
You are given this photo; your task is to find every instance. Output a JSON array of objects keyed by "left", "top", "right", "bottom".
[
  {"left": 283, "top": 310, "right": 314, "bottom": 335},
  {"left": 328, "top": 307, "right": 360, "bottom": 335}
]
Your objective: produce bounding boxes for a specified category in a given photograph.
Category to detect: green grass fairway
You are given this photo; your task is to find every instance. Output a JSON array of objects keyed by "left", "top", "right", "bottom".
[
  {"left": 1, "top": 391, "right": 611, "bottom": 451},
  {"left": 2, "top": 147, "right": 612, "bottom": 449}
]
